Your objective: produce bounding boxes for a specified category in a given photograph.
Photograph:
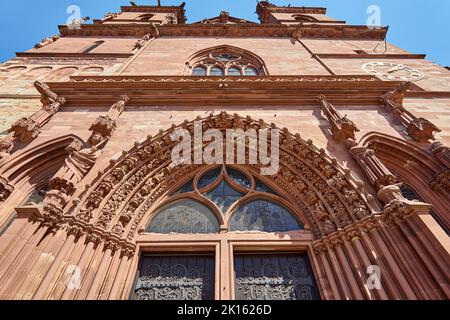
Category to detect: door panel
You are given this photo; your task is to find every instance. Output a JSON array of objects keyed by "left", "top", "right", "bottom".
[
  {"left": 234, "top": 253, "right": 320, "bottom": 300},
  {"left": 133, "top": 255, "right": 215, "bottom": 300}
]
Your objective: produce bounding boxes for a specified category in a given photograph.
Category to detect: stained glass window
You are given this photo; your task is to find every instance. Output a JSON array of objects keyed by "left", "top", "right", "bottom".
[
  {"left": 206, "top": 180, "right": 243, "bottom": 214},
  {"left": 147, "top": 199, "right": 219, "bottom": 234},
  {"left": 255, "top": 179, "right": 276, "bottom": 194},
  {"left": 192, "top": 66, "right": 207, "bottom": 76},
  {"left": 244, "top": 67, "right": 259, "bottom": 76},
  {"left": 149, "top": 167, "right": 302, "bottom": 234},
  {"left": 198, "top": 168, "right": 221, "bottom": 189},
  {"left": 175, "top": 179, "right": 194, "bottom": 194},
  {"left": 210, "top": 67, "right": 224, "bottom": 76},
  {"left": 214, "top": 53, "right": 238, "bottom": 62},
  {"left": 230, "top": 200, "right": 303, "bottom": 232},
  {"left": 227, "top": 168, "right": 251, "bottom": 189},
  {"left": 227, "top": 67, "right": 241, "bottom": 76}
]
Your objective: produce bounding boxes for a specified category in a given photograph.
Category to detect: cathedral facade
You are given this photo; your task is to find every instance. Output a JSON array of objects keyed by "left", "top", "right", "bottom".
[{"left": 0, "top": 2, "right": 449, "bottom": 300}]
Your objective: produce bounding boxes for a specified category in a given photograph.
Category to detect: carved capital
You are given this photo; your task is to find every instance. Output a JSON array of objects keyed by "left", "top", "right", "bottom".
[
  {"left": 104, "top": 241, "right": 120, "bottom": 253},
  {"left": 120, "top": 247, "right": 136, "bottom": 259},
  {"left": 41, "top": 202, "right": 65, "bottom": 229},
  {"left": 86, "top": 233, "right": 102, "bottom": 245},
  {"left": 43, "top": 97, "right": 66, "bottom": 115},
  {"left": 382, "top": 200, "right": 414, "bottom": 226},
  {"left": 430, "top": 169, "right": 450, "bottom": 192},
  {"left": 67, "top": 225, "right": 84, "bottom": 240},
  {"left": 407, "top": 117, "right": 441, "bottom": 142}
]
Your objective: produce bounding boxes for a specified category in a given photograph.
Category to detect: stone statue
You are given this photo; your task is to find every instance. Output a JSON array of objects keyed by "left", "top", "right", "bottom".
[{"left": 50, "top": 130, "right": 108, "bottom": 195}]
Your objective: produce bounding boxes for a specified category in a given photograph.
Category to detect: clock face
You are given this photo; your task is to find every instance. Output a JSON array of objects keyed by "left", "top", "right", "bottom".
[{"left": 362, "top": 62, "right": 424, "bottom": 81}]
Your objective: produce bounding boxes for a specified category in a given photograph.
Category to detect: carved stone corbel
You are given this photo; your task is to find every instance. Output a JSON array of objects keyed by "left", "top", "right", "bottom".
[
  {"left": 318, "top": 95, "right": 359, "bottom": 142},
  {"left": 381, "top": 82, "right": 441, "bottom": 142}
]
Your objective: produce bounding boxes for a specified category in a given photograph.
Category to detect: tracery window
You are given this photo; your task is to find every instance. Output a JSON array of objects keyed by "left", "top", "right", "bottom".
[
  {"left": 188, "top": 46, "right": 266, "bottom": 76},
  {"left": 146, "top": 166, "right": 303, "bottom": 234}
]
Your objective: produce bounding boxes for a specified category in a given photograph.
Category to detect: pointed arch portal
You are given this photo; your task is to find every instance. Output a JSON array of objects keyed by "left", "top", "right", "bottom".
[{"left": 3, "top": 113, "right": 448, "bottom": 301}]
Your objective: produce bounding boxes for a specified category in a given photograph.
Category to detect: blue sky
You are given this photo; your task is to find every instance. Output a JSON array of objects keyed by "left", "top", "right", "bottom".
[{"left": 0, "top": 0, "right": 449, "bottom": 66}]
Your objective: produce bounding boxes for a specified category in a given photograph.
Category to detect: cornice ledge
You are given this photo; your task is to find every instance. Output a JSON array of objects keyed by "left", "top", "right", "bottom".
[
  {"left": 58, "top": 24, "right": 387, "bottom": 40},
  {"left": 67, "top": 75, "right": 379, "bottom": 83},
  {"left": 16, "top": 52, "right": 133, "bottom": 59}
]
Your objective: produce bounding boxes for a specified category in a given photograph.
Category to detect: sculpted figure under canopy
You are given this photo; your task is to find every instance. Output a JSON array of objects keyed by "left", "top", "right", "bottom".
[{"left": 50, "top": 130, "right": 108, "bottom": 194}]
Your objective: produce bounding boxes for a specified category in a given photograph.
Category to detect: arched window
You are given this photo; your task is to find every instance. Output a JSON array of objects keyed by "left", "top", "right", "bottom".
[
  {"left": 188, "top": 45, "right": 265, "bottom": 76},
  {"left": 148, "top": 166, "right": 304, "bottom": 233},
  {"left": 192, "top": 66, "right": 207, "bottom": 76},
  {"left": 210, "top": 67, "right": 224, "bottom": 76},
  {"left": 244, "top": 67, "right": 258, "bottom": 76},
  {"left": 227, "top": 67, "right": 241, "bottom": 76},
  {"left": 146, "top": 199, "right": 219, "bottom": 234},
  {"left": 230, "top": 200, "right": 303, "bottom": 232}
]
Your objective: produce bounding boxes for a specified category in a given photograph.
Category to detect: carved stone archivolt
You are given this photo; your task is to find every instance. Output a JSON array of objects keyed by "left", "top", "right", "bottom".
[{"left": 64, "top": 112, "right": 374, "bottom": 242}]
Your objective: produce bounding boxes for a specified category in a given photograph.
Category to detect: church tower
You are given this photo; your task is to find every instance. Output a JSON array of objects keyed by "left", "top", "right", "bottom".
[{"left": 0, "top": 1, "right": 448, "bottom": 300}]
